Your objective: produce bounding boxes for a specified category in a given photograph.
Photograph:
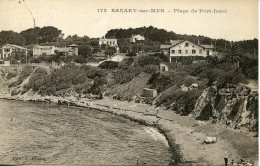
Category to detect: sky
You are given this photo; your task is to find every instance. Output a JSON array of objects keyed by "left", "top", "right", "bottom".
[{"left": 0, "top": 0, "right": 258, "bottom": 41}]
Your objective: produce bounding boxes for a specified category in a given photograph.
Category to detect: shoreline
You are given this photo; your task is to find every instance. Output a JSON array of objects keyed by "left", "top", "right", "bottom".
[
  {"left": 0, "top": 93, "right": 258, "bottom": 165},
  {"left": 0, "top": 95, "right": 181, "bottom": 165}
]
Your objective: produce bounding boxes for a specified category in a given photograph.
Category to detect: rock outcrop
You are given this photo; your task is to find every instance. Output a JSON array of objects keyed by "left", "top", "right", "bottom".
[{"left": 191, "top": 83, "right": 258, "bottom": 131}]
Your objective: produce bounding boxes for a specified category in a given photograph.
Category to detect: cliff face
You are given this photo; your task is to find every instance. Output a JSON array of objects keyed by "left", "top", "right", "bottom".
[{"left": 191, "top": 83, "right": 258, "bottom": 131}]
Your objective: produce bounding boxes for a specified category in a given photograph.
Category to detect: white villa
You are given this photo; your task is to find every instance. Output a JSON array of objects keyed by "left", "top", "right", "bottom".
[
  {"left": 0, "top": 44, "right": 29, "bottom": 59},
  {"left": 130, "top": 34, "right": 145, "bottom": 43},
  {"left": 33, "top": 45, "right": 56, "bottom": 56},
  {"left": 99, "top": 37, "right": 118, "bottom": 47},
  {"left": 33, "top": 44, "right": 78, "bottom": 57},
  {"left": 161, "top": 40, "right": 215, "bottom": 62}
]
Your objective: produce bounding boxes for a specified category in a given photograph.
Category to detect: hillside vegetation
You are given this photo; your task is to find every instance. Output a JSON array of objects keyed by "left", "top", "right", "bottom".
[{"left": 2, "top": 41, "right": 258, "bottom": 132}]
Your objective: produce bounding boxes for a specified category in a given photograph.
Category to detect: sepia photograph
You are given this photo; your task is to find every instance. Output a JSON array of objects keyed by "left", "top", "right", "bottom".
[{"left": 0, "top": 0, "right": 258, "bottom": 165}]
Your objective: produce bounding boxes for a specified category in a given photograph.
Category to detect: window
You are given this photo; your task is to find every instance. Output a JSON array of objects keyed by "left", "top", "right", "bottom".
[
  {"left": 4, "top": 49, "right": 10, "bottom": 52},
  {"left": 192, "top": 50, "right": 196, "bottom": 54},
  {"left": 178, "top": 50, "right": 182, "bottom": 54},
  {"left": 171, "top": 50, "right": 175, "bottom": 54},
  {"left": 199, "top": 49, "right": 202, "bottom": 54},
  {"left": 185, "top": 43, "right": 189, "bottom": 47},
  {"left": 185, "top": 50, "right": 188, "bottom": 54}
]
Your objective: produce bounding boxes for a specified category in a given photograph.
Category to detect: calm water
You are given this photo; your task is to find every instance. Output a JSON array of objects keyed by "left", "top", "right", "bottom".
[{"left": 0, "top": 99, "right": 172, "bottom": 165}]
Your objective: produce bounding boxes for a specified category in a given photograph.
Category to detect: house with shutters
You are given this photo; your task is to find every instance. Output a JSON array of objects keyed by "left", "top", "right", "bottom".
[
  {"left": 160, "top": 40, "right": 215, "bottom": 62},
  {"left": 130, "top": 34, "right": 145, "bottom": 43},
  {"left": 55, "top": 44, "right": 78, "bottom": 56},
  {"left": 99, "top": 37, "right": 118, "bottom": 47},
  {"left": 33, "top": 44, "right": 78, "bottom": 57},
  {"left": 0, "top": 44, "right": 29, "bottom": 59},
  {"left": 33, "top": 45, "right": 56, "bottom": 56}
]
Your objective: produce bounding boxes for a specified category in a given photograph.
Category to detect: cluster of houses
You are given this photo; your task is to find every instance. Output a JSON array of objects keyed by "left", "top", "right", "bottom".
[
  {"left": 32, "top": 44, "right": 78, "bottom": 56},
  {"left": 0, "top": 44, "right": 29, "bottom": 59},
  {"left": 0, "top": 44, "right": 79, "bottom": 59},
  {"left": 0, "top": 34, "right": 216, "bottom": 64}
]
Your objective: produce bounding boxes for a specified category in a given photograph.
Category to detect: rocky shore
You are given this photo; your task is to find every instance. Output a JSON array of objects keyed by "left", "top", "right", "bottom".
[{"left": 0, "top": 91, "right": 258, "bottom": 166}]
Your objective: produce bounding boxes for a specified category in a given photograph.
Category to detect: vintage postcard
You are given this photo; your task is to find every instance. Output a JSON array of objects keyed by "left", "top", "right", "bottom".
[{"left": 0, "top": 0, "right": 258, "bottom": 165}]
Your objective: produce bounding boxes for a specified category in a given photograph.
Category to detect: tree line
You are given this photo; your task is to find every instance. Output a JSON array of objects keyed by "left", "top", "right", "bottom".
[
  {"left": 105, "top": 26, "right": 258, "bottom": 54},
  {"left": 0, "top": 26, "right": 258, "bottom": 58}
]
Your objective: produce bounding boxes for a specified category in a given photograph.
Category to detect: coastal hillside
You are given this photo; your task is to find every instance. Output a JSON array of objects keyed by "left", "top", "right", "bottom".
[
  {"left": 0, "top": 52, "right": 258, "bottom": 132},
  {"left": 0, "top": 52, "right": 258, "bottom": 165}
]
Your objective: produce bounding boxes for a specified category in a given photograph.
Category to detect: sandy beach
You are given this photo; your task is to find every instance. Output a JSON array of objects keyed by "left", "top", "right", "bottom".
[{"left": 0, "top": 91, "right": 258, "bottom": 166}]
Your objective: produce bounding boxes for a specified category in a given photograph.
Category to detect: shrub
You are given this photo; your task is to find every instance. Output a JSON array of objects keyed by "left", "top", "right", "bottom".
[
  {"left": 181, "top": 89, "right": 203, "bottom": 115},
  {"left": 36, "top": 63, "right": 106, "bottom": 96},
  {"left": 28, "top": 68, "right": 48, "bottom": 91},
  {"left": 16, "top": 65, "right": 34, "bottom": 85},
  {"left": 73, "top": 83, "right": 92, "bottom": 93},
  {"left": 118, "top": 57, "right": 134, "bottom": 69},
  {"left": 79, "top": 64, "right": 92, "bottom": 72},
  {"left": 143, "top": 64, "right": 159, "bottom": 74},
  {"left": 148, "top": 73, "right": 174, "bottom": 93},
  {"left": 216, "top": 69, "right": 248, "bottom": 88},
  {"left": 21, "top": 84, "right": 30, "bottom": 95},
  {"left": 246, "top": 66, "right": 258, "bottom": 79},
  {"left": 105, "top": 47, "right": 117, "bottom": 55},
  {"left": 135, "top": 55, "right": 162, "bottom": 67},
  {"left": 74, "top": 55, "right": 87, "bottom": 64},
  {"left": 86, "top": 67, "right": 105, "bottom": 79},
  {"left": 11, "top": 89, "right": 21, "bottom": 96},
  {"left": 150, "top": 52, "right": 169, "bottom": 62},
  {"left": 74, "top": 73, "right": 89, "bottom": 85},
  {"left": 156, "top": 89, "right": 186, "bottom": 106},
  {"left": 99, "top": 61, "right": 119, "bottom": 69},
  {"left": 8, "top": 81, "right": 17, "bottom": 88},
  {"left": 114, "top": 66, "right": 142, "bottom": 84},
  {"left": 7, "top": 72, "right": 17, "bottom": 80}
]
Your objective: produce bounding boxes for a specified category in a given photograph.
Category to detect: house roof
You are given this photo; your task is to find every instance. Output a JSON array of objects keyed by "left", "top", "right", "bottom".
[
  {"left": 2, "top": 44, "right": 28, "bottom": 50},
  {"left": 160, "top": 45, "right": 172, "bottom": 49},
  {"left": 99, "top": 38, "right": 117, "bottom": 41},
  {"left": 55, "top": 47, "right": 71, "bottom": 52},
  {"left": 201, "top": 45, "right": 214, "bottom": 49},
  {"left": 69, "top": 44, "right": 78, "bottom": 47},
  {"left": 132, "top": 34, "right": 145, "bottom": 38},
  {"left": 161, "top": 40, "right": 215, "bottom": 50},
  {"left": 34, "top": 45, "right": 55, "bottom": 50},
  {"left": 170, "top": 40, "right": 183, "bottom": 45}
]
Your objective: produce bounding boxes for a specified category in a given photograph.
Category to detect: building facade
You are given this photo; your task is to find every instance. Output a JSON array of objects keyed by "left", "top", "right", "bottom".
[
  {"left": 33, "top": 45, "right": 56, "bottom": 56},
  {"left": 0, "top": 44, "right": 28, "bottom": 59},
  {"left": 33, "top": 44, "right": 78, "bottom": 57},
  {"left": 99, "top": 38, "right": 118, "bottom": 47},
  {"left": 130, "top": 34, "right": 145, "bottom": 43},
  {"left": 55, "top": 44, "right": 78, "bottom": 56},
  {"left": 161, "top": 40, "right": 215, "bottom": 62}
]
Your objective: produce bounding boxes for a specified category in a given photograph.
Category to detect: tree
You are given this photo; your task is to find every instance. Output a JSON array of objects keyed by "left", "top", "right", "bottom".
[
  {"left": 0, "top": 31, "right": 26, "bottom": 46},
  {"left": 20, "top": 26, "right": 63, "bottom": 44},
  {"left": 20, "top": 27, "right": 41, "bottom": 45},
  {"left": 150, "top": 53, "right": 169, "bottom": 62},
  {"left": 224, "top": 43, "right": 242, "bottom": 68},
  {"left": 74, "top": 55, "right": 87, "bottom": 63},
  {"left": 105, "top": 47, "right": 116, "bottom": 56},
  {"left": 135, "top": 55, "right": 162, "bottom": 67},
  {"left": 38, "top": 26, "right": 62, "bottom": 43},
  {"left": 78, "top": 45, "right": 93, "bottom": 59}
]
